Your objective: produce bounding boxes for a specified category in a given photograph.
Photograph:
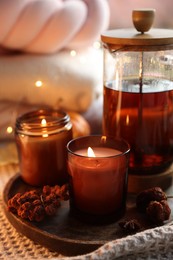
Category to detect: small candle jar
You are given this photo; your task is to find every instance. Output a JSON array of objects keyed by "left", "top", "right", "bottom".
[
  {"left": 15, "top": 109, "right": 72, "bottom": 186},
  {"left": 67, "top": 135, "right": 130, "bottom": 223}
]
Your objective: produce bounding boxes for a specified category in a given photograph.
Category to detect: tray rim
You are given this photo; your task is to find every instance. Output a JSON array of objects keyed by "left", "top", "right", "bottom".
[{"left": 4, "top": 173, "right": 172, "bottom": 257}]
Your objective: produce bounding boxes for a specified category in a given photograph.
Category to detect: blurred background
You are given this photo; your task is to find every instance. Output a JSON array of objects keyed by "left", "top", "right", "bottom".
[{"left": 0, "top": 0, "right": 172, "bottom": 164}]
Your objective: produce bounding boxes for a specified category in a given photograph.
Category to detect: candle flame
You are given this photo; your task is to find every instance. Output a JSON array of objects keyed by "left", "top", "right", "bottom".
[
  {"left": 41, "top": 118, "right": 47, "bottom": 126},
  {"left": 87, "top": 147, "right": 95, "bottom": 157},
  {"left": 41, "top": 118, "right": 48, "bottom": 137}
]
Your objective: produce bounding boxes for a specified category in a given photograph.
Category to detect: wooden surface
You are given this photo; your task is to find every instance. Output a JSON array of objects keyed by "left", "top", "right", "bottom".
[{"left": 3, "top": 173, "right": 173, "bottom": 257}]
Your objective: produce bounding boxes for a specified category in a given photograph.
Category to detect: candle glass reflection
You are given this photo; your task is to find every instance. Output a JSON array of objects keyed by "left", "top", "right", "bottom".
[
  {"left": 15, "top": 109, "right": 72, "bottom": 186},
  {"left": 67, "top": 135, "right": 130, "bottom": 223}
]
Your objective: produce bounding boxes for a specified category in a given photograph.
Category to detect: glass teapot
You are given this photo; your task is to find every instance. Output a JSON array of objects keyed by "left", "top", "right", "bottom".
[{"left": 101, "top": 10, "right": 173, "bottom": 178}]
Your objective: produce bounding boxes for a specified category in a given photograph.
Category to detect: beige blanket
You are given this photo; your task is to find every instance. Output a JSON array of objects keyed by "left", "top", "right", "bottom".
[{"left": 0, "top": 48, "right": 103, "bottom": 111}]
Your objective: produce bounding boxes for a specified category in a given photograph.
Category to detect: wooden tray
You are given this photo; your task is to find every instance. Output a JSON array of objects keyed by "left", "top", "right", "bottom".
[{"left": 2, "top": 173, "right": 172, "bottom": 257}]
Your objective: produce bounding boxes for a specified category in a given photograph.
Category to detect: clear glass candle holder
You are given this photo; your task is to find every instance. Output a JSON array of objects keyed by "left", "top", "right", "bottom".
[
  {"left": 15, "top": 109, "right": 72, "bottom": 186},
  {"left": 67, "top": 135, "right": 130, "bottom": 223}
]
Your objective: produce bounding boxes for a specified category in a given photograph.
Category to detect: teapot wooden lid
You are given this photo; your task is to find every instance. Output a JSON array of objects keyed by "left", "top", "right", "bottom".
[
  {"left": 101, "top": 28, "right": 173, "bottom": 46},
  {"left": 101, "top": 9, "right": 173, "bottom": 50}
]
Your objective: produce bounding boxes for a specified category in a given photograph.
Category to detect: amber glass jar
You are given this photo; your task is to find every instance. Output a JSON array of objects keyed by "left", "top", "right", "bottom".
[{"left": 15, "top": 109, "right": 72, "bottom": 186}]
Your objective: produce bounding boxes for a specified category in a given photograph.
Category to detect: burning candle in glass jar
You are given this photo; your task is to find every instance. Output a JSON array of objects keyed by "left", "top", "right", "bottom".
[
  {"left": 15, "top": 109, "right": 72, "bottom": 186},
  {"left": 67, "top": 135, "right": 130, "bottom": 222}
]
